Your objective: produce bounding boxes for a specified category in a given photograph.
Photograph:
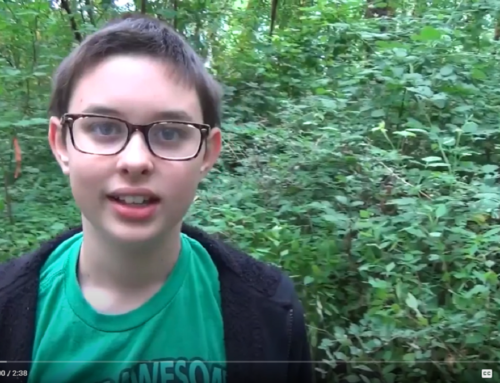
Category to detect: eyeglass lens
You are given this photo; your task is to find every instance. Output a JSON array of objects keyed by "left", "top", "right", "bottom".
[{"left": 71, "top": 116, "right": 202, "bottom": 159}]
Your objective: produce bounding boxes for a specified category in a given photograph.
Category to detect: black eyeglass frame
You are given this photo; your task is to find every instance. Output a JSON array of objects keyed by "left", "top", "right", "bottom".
[{"left": 61, "top": 113, "right": 212, "bottom": 161}]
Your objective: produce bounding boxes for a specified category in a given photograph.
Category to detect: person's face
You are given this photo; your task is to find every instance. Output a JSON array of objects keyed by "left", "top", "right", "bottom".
[{"left": 49, "top": 55, "right": 221, "bottom": 244}]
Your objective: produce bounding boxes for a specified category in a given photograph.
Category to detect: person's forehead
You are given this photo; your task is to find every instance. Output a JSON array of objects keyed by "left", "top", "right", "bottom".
[
  {"left": 80, "top": 105, "right": 197, "bottom": 123},
  {"left": 69, "top": 55, "right": 203, "bottom": 123}
]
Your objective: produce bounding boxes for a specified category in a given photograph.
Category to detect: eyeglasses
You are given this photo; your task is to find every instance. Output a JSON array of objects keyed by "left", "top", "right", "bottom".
[{"left": 61, "top": 113, "right": 212, "bottom": 161}]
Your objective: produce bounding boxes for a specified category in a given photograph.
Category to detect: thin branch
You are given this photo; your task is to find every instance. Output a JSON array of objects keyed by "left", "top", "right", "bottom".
[
  {"left": 84, "top": 0, "right": 95, "bottom": 26},
  {"left": 60, "top": 0, "right": 83, "bottom": 42},
  {"left": 374, "top": 159, "right": 432, "bottom": 200},
  {"left": 270, "top": 0, "right": 278, "bottom": 36}
]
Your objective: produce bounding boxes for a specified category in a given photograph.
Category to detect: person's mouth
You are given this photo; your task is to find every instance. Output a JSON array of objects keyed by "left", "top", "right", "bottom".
[{"left": 106, "top": 187, "right": 161, "bottom": 206}]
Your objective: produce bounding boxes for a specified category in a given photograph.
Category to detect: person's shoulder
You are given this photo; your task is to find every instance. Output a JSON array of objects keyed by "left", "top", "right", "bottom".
[
  {"left": 0, "top": 227, "right": 83, "bottom": 292},
  {"left": 225, "top": 239, "right": 297, "bottom": 300},
  {"left": 0, "top": 247, "right": 41, "bottom": 300},
  {"left": 0, "top": 242, "right": 42, "bottom": 277},
  {"left": 0, "top": 251, "right": 29, "bottom": 276},
  {"left": 182, "top": 223, "right": 298, "bottom": 302}
]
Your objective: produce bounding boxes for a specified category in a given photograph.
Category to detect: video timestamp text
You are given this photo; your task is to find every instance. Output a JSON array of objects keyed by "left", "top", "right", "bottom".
[{"left": 0, "top": 370, "right": 28, "bottom": 377}]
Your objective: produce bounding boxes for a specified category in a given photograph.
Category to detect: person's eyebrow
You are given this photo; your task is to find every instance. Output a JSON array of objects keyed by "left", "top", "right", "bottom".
[{"left": 81, "top": 105, "right": 196, "bottom": 122}]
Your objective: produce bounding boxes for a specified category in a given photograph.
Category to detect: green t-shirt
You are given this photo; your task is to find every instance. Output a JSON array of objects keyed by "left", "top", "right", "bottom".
[{"left": 29, "top": 232, "right": 226, "bottom": 383}]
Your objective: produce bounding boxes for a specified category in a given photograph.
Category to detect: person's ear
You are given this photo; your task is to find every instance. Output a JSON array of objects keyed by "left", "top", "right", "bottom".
[
  {"left": 200, "top": 127, "right": 222, "bottom": 176},
  {"left": 48, "top": 116, "right": 70, "bottom": 175}
]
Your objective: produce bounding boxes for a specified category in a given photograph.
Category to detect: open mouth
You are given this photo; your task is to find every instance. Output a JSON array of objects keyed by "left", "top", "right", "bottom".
[{"left": 107, "top": 195, "right": 160, "bottom": 206}]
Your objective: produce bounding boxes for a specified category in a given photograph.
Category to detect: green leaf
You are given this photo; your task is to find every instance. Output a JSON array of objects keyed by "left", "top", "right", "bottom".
[
  {"left": 435, "top": 204, "right": 447, "bottom": 218},
  {"left": 408, "top": 86, "right": 433, "bottom": 98},
  {"left": 359, "top": 210, "right": 371, "bottom": 218},
  {"left": 157, "top": 8, "right": 178, "bottom": 18},
  {"left": 465, "top": 332, "right": 484, "bottom": 344},
  {"left": 405, "top": 118, "right": 426, "bottom": 129},
  {"left": 481, "top": 165, "right": 498, "bottom": 173},
  {"left": 386, "top": 262, "right": 395, "bottom": 273},
  {"left": 442, "top": 137, "right": 455, "bottom": 146},
  {"left": 50, "top": 222, "right": 66, "bottom": 232},
  {"left": 462, "top": 121, "right": 478, "bottom": 133},
  {"left": 304, "top": 276, "right": 314, "bottom": 285},
  {"left": 393, "top": 130, "right": 416, "bottom": 138},
  {"left": 405, "top": 293, "right": 419, "bottom": 310},
  {"left": 345, "top": 375, "right": 360, "bottom": 383},
  {"left": 322, "top": 212, "right": 349, "bottom": 223},
  {"left": 335, "top": 195, "right": 349, "bottom": 205},
  {"left": 471, "top": 68, "right": 486, "bottom": 80},
  {"left": 382, "top": 363, "right": 395, "bottom": 373},
  {"left": 368, "top": 278, "right": 389, "bottom": 289},
  {"left": 334, "top": 351, "right": 348, "bottom": 360},
  {"left": 403, "top": 353, "right": 416, "bottom": 362},
  {"left": 349, "top": 323, "right": 360, "bottom": 335},
  {"left": 484, "top": 227, "right": 500, "bottom": 237},
  {"left": 464, "top": 285, "right": 489, "bottom": 298},
  {"left": 431, "top": 93, "right": 447, "bottom": 109},
  {"left": 14, "top": 118, "right": 48, "bottom": 127},
  {"left": 439, "top": 65, "right": 454, "bottom": 76},
  {"left": 371, "top": 109, "right": 385, "bottom": 118},
  {"left": 422, "top": 156, "right": 442, "bottom": 162},
  {"left": 405, "top": 128, "right": 428, "bottom": 135},
  {"left": 319, "top": 338, "right": 334, "bottom": 350},
  {"left": 426, "top": 162, "right": 450, "bottom": 168},
  {"left": 453, "top": 105, "right": 474, "bottom": 113},
  {"left": 355, "top": 365, "right": 373, "bottom": 372},
  {"left": 4, "top": 68, "right": 21, "bottom": 76},
  {"left": 403, "top": 227, "right": 426, "bottom": 238},
  {"left": 334, "top": 326, "right": 346, "bottom": 338},
  {"left": 412, "top": 26, "right": 442, "bottom": 41}
]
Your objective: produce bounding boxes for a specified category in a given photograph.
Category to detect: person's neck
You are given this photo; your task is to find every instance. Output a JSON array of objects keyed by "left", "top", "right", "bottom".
[{"left": 78, "top": 219, "right": 182, "bottom": 291}]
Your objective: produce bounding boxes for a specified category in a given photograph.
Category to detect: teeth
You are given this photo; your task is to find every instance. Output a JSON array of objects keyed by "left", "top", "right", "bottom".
[{"left": 117, "top": 196, "right": 150, "bottom": 204}]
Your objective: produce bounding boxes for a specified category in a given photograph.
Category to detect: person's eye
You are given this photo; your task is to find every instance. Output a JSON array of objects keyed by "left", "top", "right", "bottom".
[
  {"left": 89, "top": 121, "right": 122, "bottom": 136},
  {"left": 158, "top": 128, "right": 180, "bottom": 141}
]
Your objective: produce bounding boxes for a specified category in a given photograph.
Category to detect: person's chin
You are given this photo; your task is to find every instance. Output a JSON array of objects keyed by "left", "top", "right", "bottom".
[
  {"left": 104, "top": 217, "right": 164, "bottom": 243},
  {"left": 117, "top": 229, "right": 164, "bottom": 248}
]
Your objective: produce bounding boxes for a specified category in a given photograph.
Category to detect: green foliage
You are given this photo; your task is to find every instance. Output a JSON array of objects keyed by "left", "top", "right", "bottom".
[{"left": 1, "top": 0, "right": 500, "bottom": 382}]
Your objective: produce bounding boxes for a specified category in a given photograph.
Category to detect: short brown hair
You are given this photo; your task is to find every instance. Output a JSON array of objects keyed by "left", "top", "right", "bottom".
[{"left": 48, "top": 14, "right": 222, "bottom": 128}]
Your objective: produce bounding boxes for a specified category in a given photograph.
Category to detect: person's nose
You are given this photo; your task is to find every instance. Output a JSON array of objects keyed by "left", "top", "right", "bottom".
[{"left": 116, "top": 132, "right": 154, "bottom": 178}]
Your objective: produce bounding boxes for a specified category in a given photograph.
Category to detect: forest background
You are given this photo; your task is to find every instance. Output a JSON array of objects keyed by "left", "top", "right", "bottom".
[{"left": 0, "top": 0, "right": 499, "bottom": 382}]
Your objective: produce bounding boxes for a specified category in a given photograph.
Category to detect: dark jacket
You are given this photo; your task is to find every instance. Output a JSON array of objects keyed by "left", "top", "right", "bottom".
[{"left": 0, "top": 224, "right": 313, "bottom": 383}]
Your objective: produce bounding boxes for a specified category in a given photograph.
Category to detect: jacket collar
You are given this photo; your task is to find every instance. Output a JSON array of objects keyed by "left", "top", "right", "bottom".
[{"left": 0, "top": 223, "right": 282, "bottom": 297}]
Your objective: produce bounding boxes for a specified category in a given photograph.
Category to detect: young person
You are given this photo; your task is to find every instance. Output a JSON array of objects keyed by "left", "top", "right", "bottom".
[{"left": 0, "top": 13, "right": 312, "bottom": 383}]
